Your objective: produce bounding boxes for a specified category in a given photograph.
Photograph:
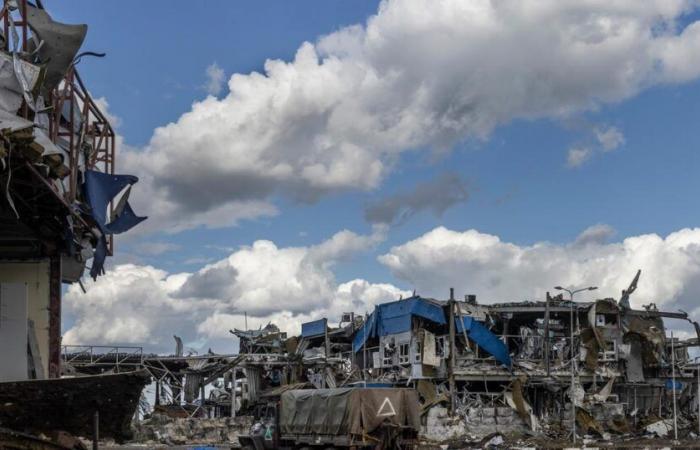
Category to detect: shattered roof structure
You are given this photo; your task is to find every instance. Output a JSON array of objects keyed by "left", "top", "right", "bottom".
[
  {"left": 0, "top": 0, "right": 145, "bottom": 280},
  {"left": 353, "top": 295, "right": 446, "bottom": 352},
  {"left": 0, "top": 1, "right": 144, "bottom": 380}
]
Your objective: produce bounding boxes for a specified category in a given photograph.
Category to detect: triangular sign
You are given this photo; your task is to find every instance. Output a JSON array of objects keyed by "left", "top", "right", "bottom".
[{"left": 377, "top": 397, "right": 397, "bottom": 417}]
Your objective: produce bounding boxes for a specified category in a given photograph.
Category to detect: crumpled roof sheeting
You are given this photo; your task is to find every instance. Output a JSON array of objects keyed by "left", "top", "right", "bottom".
[
  {"left": 83, "top": 170, "right": 146, "bottom": 279},
  {"left": 353, "top": 296, "right": 446, "bottom": 352},
  {"left": 457, "top": 315, "right": 512, "bottom": 369}
]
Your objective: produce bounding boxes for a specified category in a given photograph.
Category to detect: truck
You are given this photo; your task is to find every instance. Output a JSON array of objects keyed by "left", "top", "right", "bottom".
[{"left": 238, "top": 387, "right": 420, "bottom": 449}]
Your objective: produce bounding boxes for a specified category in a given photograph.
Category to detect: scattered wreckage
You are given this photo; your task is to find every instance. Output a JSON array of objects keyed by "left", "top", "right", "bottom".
[
  {"left": 0, "top": 1, "right": 145, "bottom": 448},
  {"left": 0, "top": 2, "right": 697, "bottom": 447},
  {"left": 53, "top": 271, "right": 700, "bottom": 447}
]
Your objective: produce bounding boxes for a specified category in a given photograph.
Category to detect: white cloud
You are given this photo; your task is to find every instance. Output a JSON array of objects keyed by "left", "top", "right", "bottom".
[
  {"left": 65, "top": 225, "right": 700, "bottom": 351},
  {"left": 595, "top": 126, "right": 625, "bottom": 151},
  {"left": 566, "top": 147, "right": 592, "bottom": 167},
  {"left": 574, "top": 223, "right": 616, "bottom": 246},
  {"left": 63, "top": 265, "right": 198, "bottom": 347},
  {"left": 123, "top": 0, "right": 700, "bottom": 232},
  {"left": 92, "top": 96, "right": 122, "bottom": 129},
  {"left": 203, "top": 62, "right": 225, "bottom": 96},
  {"left": 64, "top": 228, "right": 407, "bottom": 352},
  {"left": 379, "top": 226, "right": 700, "bottom": 318},
  {"left": 364, "top": 172, "right": 469, "bottom": 225}
]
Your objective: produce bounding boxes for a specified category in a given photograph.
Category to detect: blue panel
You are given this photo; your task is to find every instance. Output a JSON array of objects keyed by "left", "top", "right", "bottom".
[
  {"left": 353, "top": 296, "right": 446, "bottom": 352},
  {"left": 83, "top": 170, "right": 146, "bottom": 279},
  {"left": 105, "top": 201, "right": 146, "bottom": 234},
  {"left": 665, "top": 379, "right": 683, "bottom": 391},
  {"left": 301, "top": 318, "right": 327, "bottom": 337},
  {"left": 84, "top": 170, "right": 139, "bottom": 232},
  {"left": 352, "top": 310, "right": 377, "bottom": 353},
  {"left": 457, "top": 316, "right": 512, "bottom": 368}
]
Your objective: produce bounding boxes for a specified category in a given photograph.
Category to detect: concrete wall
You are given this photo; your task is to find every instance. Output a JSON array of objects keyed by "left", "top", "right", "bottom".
[
  {"left": 0, "top": 283, "right": 28, "bottom": 381},
  {"left": 0, "top": 260, "right": 50, "bottom": 377}
]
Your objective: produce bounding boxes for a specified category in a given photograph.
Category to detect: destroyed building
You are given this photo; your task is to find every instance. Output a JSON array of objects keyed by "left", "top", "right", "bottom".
[
  {"left": 55, "top": 269, "right": 700, "bottom": 446},
  {"left": 0, "top": 1, "right": 147, "bottom": 446}
]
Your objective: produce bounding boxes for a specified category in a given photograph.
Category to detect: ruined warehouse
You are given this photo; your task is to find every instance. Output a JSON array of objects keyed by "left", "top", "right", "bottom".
[
  {"left": 0, "top": 0, "right": 699, "bottom": 448},
  {"left": 58, "top": 272, "right": 700, "bottom": 445}
]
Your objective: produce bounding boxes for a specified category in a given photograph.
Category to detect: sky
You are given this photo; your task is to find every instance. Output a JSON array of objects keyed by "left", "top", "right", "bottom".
[{"left": 53, "top": 0, "right": 700, "bottom": 354}]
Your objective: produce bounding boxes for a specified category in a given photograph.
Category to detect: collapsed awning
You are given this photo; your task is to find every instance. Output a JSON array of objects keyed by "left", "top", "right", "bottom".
[
  {"left": 353, "top": 296, "right": 446, "bottom": 352},
  {"left": 457, "top": 316, "right": 512, "bottom": 369}
]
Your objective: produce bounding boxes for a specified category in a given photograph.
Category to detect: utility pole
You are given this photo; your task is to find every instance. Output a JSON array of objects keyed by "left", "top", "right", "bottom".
[
  {"left": 544, "top": 292, "right": 551, "bottom": 376},
  {"left": 671, "top": 332, "right": 678, "bottom": 440},
  {"left": 231, "top": 367, "right": 236, "bottom": 419},
  {"left": 695, "top": 356, "right": 700, "bottom": 436},
  {"left": 554, "top": 285, "right": 597, "bottom": 444},
  {"left": 448, "top": 287, "right": 456, "bottom": 415},
  {"left": 324, "top": 318, "right": 330, "bottom": 361}
]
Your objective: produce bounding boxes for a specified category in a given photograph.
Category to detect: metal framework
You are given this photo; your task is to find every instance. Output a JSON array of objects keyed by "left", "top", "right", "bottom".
[
  {"left": 1, "top": 0, "right": 116, "bottom": 253},
  {"left": 62, "top": 345, "right": 144, "bottom": 372}
]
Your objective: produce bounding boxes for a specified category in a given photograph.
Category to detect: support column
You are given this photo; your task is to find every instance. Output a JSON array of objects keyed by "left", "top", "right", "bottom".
[
  {"left": 231, "top": 367, "right": 236, "bottom": 418},
  {"left": 48, "top": 256, "right": 62, "bottom": 378},
  {"left": 448, "top": 288, "right": 456, "bottom": 415},
  {"left": 544, "top": 292, "right": 551, "bottom": 376}
]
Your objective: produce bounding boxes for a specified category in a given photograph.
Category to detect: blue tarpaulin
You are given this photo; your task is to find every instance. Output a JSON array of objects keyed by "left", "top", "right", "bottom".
[
  {"left": 301, "top": 318, "right": 327, "bottom": 338},
  {"left": 665, "top": 379, "right": 683, "bottom": 391},
  {"left": 353, "top": 296, "right": 446, "bottom": 352},
  {"left": 83, "top": 170, "right": 146, "bottom": 279},
  {"left": 457, "top": 316, "right": 512, "bottom": 369}
]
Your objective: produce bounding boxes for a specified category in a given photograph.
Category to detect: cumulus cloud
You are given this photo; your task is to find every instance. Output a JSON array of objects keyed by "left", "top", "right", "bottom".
[
  {"left": 65, "top": 225, "right": 700, "bottom": 351},
  {"left": 595, "top": 126, "right": 625, "bottom": 152},
  {"left": 564, "top": 124, "right": 625, "bottom": 167},
  {"left": 63, "top": 265, "right": 198, "bottom": 347},
  {"left": 175, "top": 227, "right": 386, "bottom": 315},
  {"left": 566, "top": 147, "right": 592, "bottom": 168},
  {"left": 574, "top": 223, "right": 616, "bottom": 246},
  {"left": 203, "top": 62, "right": 225, "bottom": 96},
  {"left": 123, "top": 0, "right": 700, "bottom": 232},
  {"left": 364, "top": 172, "right": 469, "bottom": 225},
  {"left": 64, "top": 228, "right": 407, "bottom": 352},
  {"left": 379, "top": 226, "right": 700, "bottom": 319}
]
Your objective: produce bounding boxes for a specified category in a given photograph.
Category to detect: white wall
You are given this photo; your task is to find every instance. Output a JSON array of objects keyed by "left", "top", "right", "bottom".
[
  {"left": 0, "top": 282, "right": 28, "bottom": 381},
  {"left": 0, "top": 261, "right": 50, "bottom": 377}
]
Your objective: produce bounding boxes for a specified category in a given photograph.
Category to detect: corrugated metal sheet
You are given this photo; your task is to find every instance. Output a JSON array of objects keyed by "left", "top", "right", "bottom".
[
  {"left": 457, "top": 316, "right": 512, "bottom": 368},
  {"left": 301, "top": 318, "right": 327, "bottom": 338},
  {"left": 353, "top": 296, "right": 446, "bottom": 352}
]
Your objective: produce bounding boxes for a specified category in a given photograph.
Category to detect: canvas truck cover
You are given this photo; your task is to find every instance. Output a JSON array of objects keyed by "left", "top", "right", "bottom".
[{"left": 280, "top": 388, "right": 420, "bottom": 436}]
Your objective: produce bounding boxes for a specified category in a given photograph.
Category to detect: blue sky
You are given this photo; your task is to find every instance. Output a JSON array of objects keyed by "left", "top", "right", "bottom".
[{"left": 57, "top": 1, "right": 700, "bottom": 352}]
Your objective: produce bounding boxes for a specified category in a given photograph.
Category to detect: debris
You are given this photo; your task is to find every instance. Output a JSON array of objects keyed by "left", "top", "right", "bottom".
[{"left": 644, "top": 419, "right": 673, "bottom": 437}]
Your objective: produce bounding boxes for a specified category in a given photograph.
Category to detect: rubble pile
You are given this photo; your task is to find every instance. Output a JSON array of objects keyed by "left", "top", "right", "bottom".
[
  {"left": 62, "top": 271, "right": 700, "bottom": 447},
  {"left": 131, "top": 414, "right": 253, "bottom": 446}
]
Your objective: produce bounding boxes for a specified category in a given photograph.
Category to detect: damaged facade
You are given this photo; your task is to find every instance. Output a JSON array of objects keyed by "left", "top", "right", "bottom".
[
  {"left": 0, "top": 2, "right": 697, "bottom": 447},
  {"left": 0, "top": 1, "right": 146, "bottom": 447},
  {"left": 58, "top": 272, "right": 700, "bottom": 446}
]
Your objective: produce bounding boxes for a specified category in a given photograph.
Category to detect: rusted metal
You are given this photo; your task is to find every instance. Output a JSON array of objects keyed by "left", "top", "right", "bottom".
[{"left": 48, "top": 255, "right": 61, "bottom": 378}]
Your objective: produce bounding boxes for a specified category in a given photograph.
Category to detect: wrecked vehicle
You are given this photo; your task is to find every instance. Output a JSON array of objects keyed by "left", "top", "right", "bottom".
[{"left": 239, "top": 387, "right": 420, "bottom": 449}]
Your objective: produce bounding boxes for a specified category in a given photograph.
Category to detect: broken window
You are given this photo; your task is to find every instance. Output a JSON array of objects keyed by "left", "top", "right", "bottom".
[
  {"left": 399, "top": 343, "right": 410, "bottom": 365},
  {"left": 436, "top": 336, "right": 446, "bottom": 358}
]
